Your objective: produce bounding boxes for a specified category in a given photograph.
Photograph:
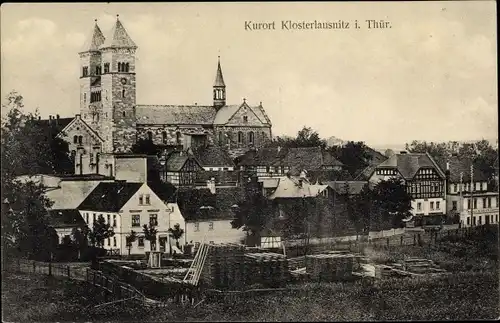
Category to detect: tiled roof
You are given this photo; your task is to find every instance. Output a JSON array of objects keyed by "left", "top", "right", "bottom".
[
  {"left": 268, "top": 176, "right": 328, "bottom": 200},
  {"left": 322, "top": 151, "right": 344, "bottom": 167},
  {"left": 439, "top": 156, "right": 489, "bottom": 183},
  {"left": 136, "top": 105, "right": 216, "bottom": 125},
  {"left": 354, "top": 164, "right": 378, "bottom": 181},
  {"left": 214, "top": 59, "right": 225, "bottom": 87},
  {"left": 100, "top": 18, "right": 137, "bottom": 49},
  {"left": 325, "top": 181, "right": 371, "bottom": 195},
  {"left": 176, "top": 188, "right": 217, "bottom": 221},
  {"left": 196, "top": 170, "right": 239, "bottom": 185},
  {"left": 80, "top": 23, "right": 106, "bottom": 52},
  {"left": 307, "top": 169, "right": 353, "bottom": 183},
  {"left": 147, "top": 181, "right": 177, "bottom": 203},
  {"left": 78, "top": 182, "right": 142, "bottom": 212},
  {"left": 165, "top": 151, "right": 202, "bottom": 172},
  {"left": 192, "top": 145, "right": 235, "bottom": 167},
  {"left": 366, "top": 147, "right": 388, "bottom": 165},
  {"left": 213, "top": 102, "right": 271, "bottom": 125},
  {"left": 47, "top": 209, "right": 86, "bottom": 229},
  {"left": 375, "top": 153, "right": 446, "bottom": 180}
]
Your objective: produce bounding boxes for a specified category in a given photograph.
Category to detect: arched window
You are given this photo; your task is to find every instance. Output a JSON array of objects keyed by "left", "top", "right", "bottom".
[
  {"left": 147, "top": 131, "right": 153, "bottom": 141},
  {"left": 73, "top": 135, "right": 78, "bottom": 144},
  {"left": 248, "top": 131, "right": 254, "bottom": 144},
  {"left": 118, "top": 62, "right": 122, "bottom": 72},
  {"left": 176, "top": 132, "right": 182, "bottom": 145},
  {"left": 78, "top": 136, "right": 83, "bottom": 145},
  {"left": 125, "top": 63, "right": 129, "bottom": 72},
  {"left": 213, "top": 89, "right": 217, "bottom": 100},
  {"left": 238, "top": 131, "right": 244, "bottom": 144},
  {"left": 122, "top": 89, "right": 125, "bottom": 98},
  {"left": 104, "top": 63, "right": 110, "bottom": 73},
  {"left": 162, "top": 131, "right": 167, "bottom": 143}
]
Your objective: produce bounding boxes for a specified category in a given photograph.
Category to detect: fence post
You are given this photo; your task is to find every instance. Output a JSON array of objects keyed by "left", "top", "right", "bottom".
[
  {"left": 48, "top": 262, "right": 52, "bottom": 277},
  {"left": 400, "top": 235, "right": 403, "bottom": 246}
]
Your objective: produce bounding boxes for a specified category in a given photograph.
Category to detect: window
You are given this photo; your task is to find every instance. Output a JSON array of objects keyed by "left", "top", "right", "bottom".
[
  {"left": 478, "top": 216, "right": 482, "bottom": 225},
  {"left": 453, "top": 184, "right": 457, "bottom": 192},
  {"left": 452, "top": 201, "right": 457, "bottom": 210},
  {"left": 139, "top": 194, "right": 144, "bottom": 205},
  {"left": 93, "top": 213, "right": 96, "bottom": 224},
  {"left": 147, "top": 132, "right": 153, "bottom": 141},
  {"left": 145, "top": 194, "right": 150, "bottom": 205},
  {"left": 162, "top": 131, "right": 167, "bottom": 143},
  {"left": 475, "top": 182, "right": 480, "bottom": 191},
  {"left": 123, "top": 111, "right": 126, "bottom": 117},
  {"left": 89, "top": 153, "right": 94, "bottom": 164},
  {"left": 238, "top": 131, "right": 244, "bottom": 144},
  {"left": 96, "top": 66, "right": 101, "bottom": 75},
  {"left": 73, "top": 135, "right": 78, "bottom": 144},
  {"left": 473, "top": 198, "right": 477, "bottom": 209},
  {"left": 107, "top": 238, "right": 110, "bottom": 246},
  {"left": 86, "top": 213, "right": 89, "bottom": 223},
  {"left": 138, "top": 237, "right": 144, "bottom": 247},
  {"left": 149, "top": 214, "right": 158, "bottom": 226},
  {"left": 104, "top": 63, "right": 110, "bottom": 73},
  {"left": 243, "top": 116, "right": 248, "bottom": 123},
  {"left": 82, "top": 66, "right": 89, "bottom": 77},
  {"left": 467, "top": 217, "right": 470, "bottom": 225},
  {"left": 107, "top": 214, "right": 110, "bottom": 224},
  {"left": 496, "top": 214, "right": 499, "bottom": 223},
  {"left": 176, "top": 132, "right": 182, "bottom": 145},
  {"left": 209, "top": 222, "right": 214, "bottom": 230},
  {"left": 113, "top": 215, "right": 116, "bottom": 227},
  {"left": 436, "top": 201, "right": 440, "bottom": 210},
  {"left": 483, "top": 198, "right": 487, "bottom": 209},
  {"left": 467, "top": 199, "right": 471, "bottom": 209},
  {"left": 248, "top": 131, "right": 254, "bottom": 144},
  {"left": 132, "top": 214, "right": 140, "bottom": 227},
  {"left": 430, "top": 201, "right": 434, "bottom": 210},
  {"left": 218, "top": 131, "right": 223, "bottom": 144},
  {"left": 84, "top": 93, "right": 87, "bottom": 103},
  {"left": 78, "top": 136, "right": 83, "bottom": 145},
  {"left": 113, "top": 237, "right": 116, "bottom": 247},
  {"left": 194, "top": 222, "right": 200, "bottom": 232},
  {"left": 488, "top": 197, "right": 492, "bottom": 208},
  {"left": 122, "top": 89, "right": 125, "bottom": 98},
  {"left": 118, "top": 62, "right": 122, "bottom": 72}
]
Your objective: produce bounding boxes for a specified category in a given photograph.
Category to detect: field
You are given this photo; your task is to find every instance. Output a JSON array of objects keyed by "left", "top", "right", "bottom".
[{"left": 2, "top": 226, "right": 499, "bottom": 321}]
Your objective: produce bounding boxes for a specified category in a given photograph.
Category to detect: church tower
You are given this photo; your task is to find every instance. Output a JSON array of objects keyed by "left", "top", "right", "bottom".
[
  {"left": 213, "top": 57, "right": 226, "bottom": 110},
  {"left": 99, "top": 15, "right": 138, "bottom": 153},
  {"left": 79, "top": 20, "right": 106, "bottom": 135}
]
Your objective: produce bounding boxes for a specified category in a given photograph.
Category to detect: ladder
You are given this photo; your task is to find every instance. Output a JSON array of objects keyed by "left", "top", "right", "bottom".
[{"left": 183, "top": 235, "right": 211, "bottom": 286}]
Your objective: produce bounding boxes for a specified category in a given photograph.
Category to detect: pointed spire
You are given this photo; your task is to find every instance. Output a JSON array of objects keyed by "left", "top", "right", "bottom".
[
  {"left": 214, "top": 56, "right": 225, "bottom": 87},
  {"left": 100, "top": 16, "right": 137, "bottom": 49},
  {"left": 80, "top": 20, "right": 106, "bottom": 53}
]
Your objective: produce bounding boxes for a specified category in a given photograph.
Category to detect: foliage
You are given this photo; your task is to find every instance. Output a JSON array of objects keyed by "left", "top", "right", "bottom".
[
  {"left": 131, "top": 138, "right": 161, "bottom": 156},
  {"left": 126, "top": 230, "right": 138, "bottom": 255},
  {"left": 346, "top": 183, "right": 375, "bottom": 234},
  {"left": 266, "top": 126, "right": 327, "bottom": 149},
  {"left": 329, "top": 141, "right": 373, "bottom": 177},
  {"left": 89, "top": 215, "right": 114, "bottom": 248},
  {"left": 142, "top": 224, "right": 158, "bottom": 251},
  {"left": 168, "top": 223, "right": 184, "bottom": 249},
  {"left": 372, "top": 177, "right": 413, "bottom": 227},
  {"left": 176, "top": 188, "right": 216, "bottom": 221}
]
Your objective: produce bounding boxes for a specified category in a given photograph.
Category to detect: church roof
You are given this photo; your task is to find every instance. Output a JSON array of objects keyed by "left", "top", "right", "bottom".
[
  {"left": 192, "top": 145, "right": 235, "bottom": 168},
  {"left": 136, "top": 105, "right": 216, "bottom": 125},
  {"left": 214, "top": 59, "right": 225, "bottom": 87},
  {"left": 100, "top": 18, "right": 137, "bottom": 49},
  {"left": 213, "top": 102, "right": 271, "bottom": 125},
  {"left": 80, "top": 22, "right": 106, "bottom": 53}
]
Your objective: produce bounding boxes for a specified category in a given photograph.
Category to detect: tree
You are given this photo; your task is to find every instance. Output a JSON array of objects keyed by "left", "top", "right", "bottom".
[
  {"left": 265, "top": 126, "right": 327, "bottom": 149},
  {"left": 348, "top": 184, "right": 374, "bottom": 236},
  {"left": 168, "top": 223, "right": 184, "bottom": 250},
  {"left": 89, "top": 215, "right": 114, "bottom": 249},
  {"left": 71, "top": 227, "right": 89, "bottom": 260},
  {"left": 125, "top": 230, "right": 138, "bottom": 256},
  {"left": 372, "top": 177, "right": 413, "bottom": 228},
  {"left": 143, "top": 224, "right": 158, "bottom": 252},
  {"left": 331, "top": 141, "right": 373, "bottom": 177},
  {"left": 131, "top": 138, "right": 161, "bottom": 156}
]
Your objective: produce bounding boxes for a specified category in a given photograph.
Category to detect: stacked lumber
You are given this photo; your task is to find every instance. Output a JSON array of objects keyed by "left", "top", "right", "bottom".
[
  {"left": 401, "top": 258, "right": 447, "bottom": 274},
  {"left": 201, "top": 243, "right": 246, "bottom": 290},
  {"left": 244, "top": 252, "right": 289, "bottom": 287},
  {"left": 307, "top": 254, "right": 354, "bottom": 281}
]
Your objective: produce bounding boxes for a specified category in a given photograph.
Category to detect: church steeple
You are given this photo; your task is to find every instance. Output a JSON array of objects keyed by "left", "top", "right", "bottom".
[
  {"left": 100, "top": 15, "right": 137, "bottom": 50},
  {"left": 213, "top": 56, "right": 226, "bottom": 110},
  {"left": 80, "top": 19, "right": 106, "bottom": 53}
]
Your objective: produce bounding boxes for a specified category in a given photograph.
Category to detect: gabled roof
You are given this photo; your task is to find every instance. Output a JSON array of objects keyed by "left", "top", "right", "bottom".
[
  {"left": 56, "top": 114, "right": 104, "bottom": 143},
  {"left": 192, "top": 145, "right": 235, "bottom": 168},
  {"left": 100, "top": 18, "right": 137, "bottom": 49},
  {"left": 374, "top": 152, "right": 446, "bottom": 180},
  {"left": 78, "top": 182, "right": 143, "bottom": 212},
  {"left": 33, "top": 117, "right": 74, "bottom": 139},
  {"left": 354, "top": 164, "right": 379, "bottom": 181},
  {"left": 214, "top": 58, "right": 225, "bottom": 87},
  {"left": 325, "top": 181, "right": 371, "bottom": 195},
  {"left": 213, "top": 102, "right": 271, "bottom": 126},
  {"left": 165, "top": 151, "right": 203, "bottom": 172},
  {"left": 47, "top": 209, "right": 87, "bottom": 229},
  {"left": 80, "top": 22, "right": 106, "bottom": 53},
  {"left": 136, "top": 105, "right": 216, "bottom": 125},
  {"left": 268, "top": 176, "right": 328, "bottom": 200}
]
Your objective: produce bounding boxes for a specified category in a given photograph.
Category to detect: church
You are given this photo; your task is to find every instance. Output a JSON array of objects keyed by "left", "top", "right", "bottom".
[{"left": 54, "top": 16, "right": 273, "bottom": 176}]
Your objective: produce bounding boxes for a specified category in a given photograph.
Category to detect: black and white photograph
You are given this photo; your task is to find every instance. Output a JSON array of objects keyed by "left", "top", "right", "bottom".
[{"left": 1, "top": 1, "right": 498, "bottom": 321}]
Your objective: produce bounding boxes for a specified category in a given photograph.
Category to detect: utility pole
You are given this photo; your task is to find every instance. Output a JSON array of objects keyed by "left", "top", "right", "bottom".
[
  {"left": 459, "top": 172, "right": 464, "bottom": 226},
  {"left": 470, "top": 165, "right": 474, "bottom": 226}
]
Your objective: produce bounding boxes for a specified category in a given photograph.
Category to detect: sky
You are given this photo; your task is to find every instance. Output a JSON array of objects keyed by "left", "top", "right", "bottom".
[{"left": 1, "top": 2, "right": 497, "bottom": 147}]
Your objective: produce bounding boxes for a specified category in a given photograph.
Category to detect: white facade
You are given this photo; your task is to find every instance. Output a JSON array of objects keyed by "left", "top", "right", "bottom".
[
  {"left": 185, "top": 219, "right": 246, "bottom": 247},
  {"left": 79, "top": 183, "right": 185, "bottom": 255}
]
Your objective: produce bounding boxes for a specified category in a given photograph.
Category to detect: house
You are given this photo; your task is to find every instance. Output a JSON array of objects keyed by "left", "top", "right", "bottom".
[
  {"left": 77, "top": 181, "right": 185, "bottom": 255},
  {"left": 192, "top": 144, "right": 239, "bottom": 187},
  {"left": 162, "top": 150, "right": 204, "bottom": 187},
  {"left": 442, "top": 156, "right": 499, "bottom": 227},
  {"left": 47, "top": 209, "right": 87, "bottom": 243},
  {"left": 177, "top": 186, "right": 246, "bottom": 247},
  {"left": 367, "top": 151, "right": 447, "bottom": 224},
  {"left": 236, "top": 146, "right": 343, "bottom": 181}
]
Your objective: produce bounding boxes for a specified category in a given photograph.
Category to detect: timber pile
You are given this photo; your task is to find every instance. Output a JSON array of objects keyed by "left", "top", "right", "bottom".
[
  {"left": 245, "top": 252, "right": 289, "bottom": 287},
  {"left": 200, "top": 243, "right": 246, "bottom": 290},
  {"left": 307, "top": 254, "right": 354, "bottom": 281},
  {"left": 400, "top": 258, "right": 447, "bottom": 274}
]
